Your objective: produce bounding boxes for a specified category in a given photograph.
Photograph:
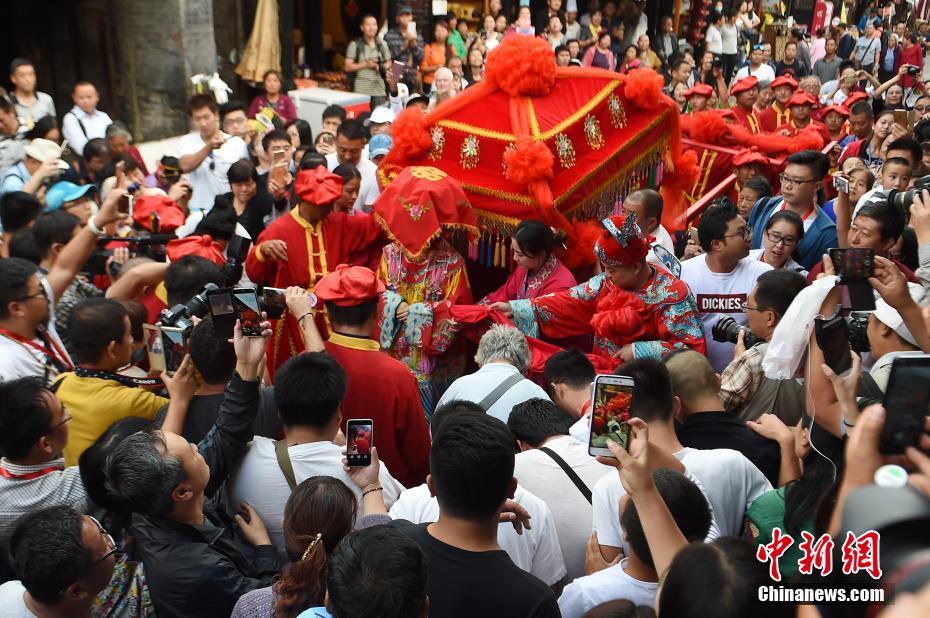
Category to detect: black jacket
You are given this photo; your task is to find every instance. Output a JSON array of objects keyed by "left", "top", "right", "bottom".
[{"left": 130, "top": 374, "right": 280, "bottom": 618}]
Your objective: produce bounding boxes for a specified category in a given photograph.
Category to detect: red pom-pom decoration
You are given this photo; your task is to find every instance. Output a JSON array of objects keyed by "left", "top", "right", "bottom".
[
  {"left": 484, "top": 36, "right": 557, "bottom": 97},
  {"left": 622, "top": 69, "right": 665, "bottom": 110},
  {"left": 590, "top": 288, "right": 647, "bottom": 342},
  {"left": 663, "top": 149, "right": 700, "bottom": 191},
  {"left": 680, "top": 110, "right": 730, "bottom": 143},
  {"left": 390, "top": 107, "right": 433, "bottom": 160},
  {"left": 504, "top": 136, "right": 554, "bottom": 186}
]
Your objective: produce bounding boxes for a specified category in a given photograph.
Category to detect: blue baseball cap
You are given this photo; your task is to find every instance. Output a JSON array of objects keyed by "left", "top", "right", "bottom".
[
  {"left": 45, "top": 181, "right": 97, "bottom": 212},
  {"left": 369, "top": 134, "right": 393, "bottom": 158}
]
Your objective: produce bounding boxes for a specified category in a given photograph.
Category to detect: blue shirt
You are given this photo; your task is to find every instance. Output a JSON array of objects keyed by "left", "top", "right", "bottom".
[
  {"left": 0, "top": 161, "right": 29, "bottom": 196},
  {"left": 297, "top": 608, "right": 332, "bottom": 618}
]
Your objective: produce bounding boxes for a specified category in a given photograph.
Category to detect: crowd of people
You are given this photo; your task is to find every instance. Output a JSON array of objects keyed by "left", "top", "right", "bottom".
[{"left": 2, "top": 1, "right": 930, "bottom": 618}]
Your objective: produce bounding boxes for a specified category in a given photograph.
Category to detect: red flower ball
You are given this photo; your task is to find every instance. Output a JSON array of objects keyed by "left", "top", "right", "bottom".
[
  {"left": 484, "top": 35, "right": 557, "bottom": 97},
  {"left": 504, "top": 136, "right": 554, "bottom": 186},
  {"left": 623, "top": 69, "right": 665, "bottom": 110},
  {"left": 391, "top": 107, "right": 433, "bottom": 160}
]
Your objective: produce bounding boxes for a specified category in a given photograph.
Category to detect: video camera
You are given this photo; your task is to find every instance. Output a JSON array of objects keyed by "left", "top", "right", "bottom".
[
  {"left": 887, "top": 174, "right": 930, "bottom": 214},
  {"left": 160, "top": 282, "right": 219, "bottom": 334},
  {"left": 83, "top": 233, "right": 178, "bottom": 278}
]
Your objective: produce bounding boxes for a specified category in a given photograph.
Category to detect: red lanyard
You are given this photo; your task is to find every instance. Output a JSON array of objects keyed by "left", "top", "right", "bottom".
[
  {"left": 0, "top": 464, "right": 62, "bottom": 480},
  {"left": 0, "top": 327, "right": 73, "bottom": 372},
  {"left": 779, "top": 203, "right": 815, "bottom": 223}
]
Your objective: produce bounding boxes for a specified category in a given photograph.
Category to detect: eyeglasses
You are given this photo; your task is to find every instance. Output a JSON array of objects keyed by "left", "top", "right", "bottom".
[
  {"left": 741, "top": 301, "right": 769, "bottom": 312},
  {"left": 722, "top": 226, "right": 752, "bottom": 241},
  {"left": 46, "top": 407, "right": 72, "bottom": 433},
  {"left": 752, "top": 44, "right": 765, "bottom": 51},
  {"left": 766, "top": 231, "right": 798, "bottom": 246},
  {"left": 779, "top": 173, "right": 817, "bottom": 187},
  {"left": 13, "top": 285, "right": 48, "bottom": 303},
  {"left": 88, "top": 516, "right": 118, "bottom": 567}
]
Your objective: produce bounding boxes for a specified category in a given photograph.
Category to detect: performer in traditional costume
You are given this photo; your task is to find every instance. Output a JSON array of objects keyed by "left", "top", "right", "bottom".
[
  {"left": 727, "top": 76, "right": 763, "bottom": 134},
  {"left": 821, "top": 104, "right": 851, "bottom": 144},
  {"left": 479, "top": 220, "right": 576, "bottom": 304},
  {"left": 784, "top": 91, "right": 829, "bottom": 142},
  {"left": 492, "top": 212, "right": 705, "bottom": 365},
  {"left": 683, "top": 83, "right": 714, "bottom": 114},
  {"left": 758, "top": 75, "right": 797, "bottom": 132},
  {"left": 245, "top": 166, "right": 383, "bottom": 377},
  {"left": 729, "top": 147, "right": 770, "bottom": 203},
  {"left": 374, "top": 166, "right": 477, "bottom": 418}
]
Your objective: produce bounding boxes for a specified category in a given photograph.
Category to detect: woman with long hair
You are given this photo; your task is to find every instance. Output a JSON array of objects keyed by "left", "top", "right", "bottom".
[
  {"left": 285, "top": 119, "right": 313, "bottom": 149},
  {"left": 617, "top": 44, "right": 641, "bottom": 74},
  {"left": 249, "top": 70, "right": 298, "bottom": 124},
  {"left": 421, "top": 20, "right": 455, "bottom": 92},
  {"left": 464, "top": 44, "right": 486, "bottom": 84},
  {"left": 747, "top": 210, "right": 808, "bottom": 274},
  {"left": 582, "top": 32, "right": 616, "bottom": 70}
]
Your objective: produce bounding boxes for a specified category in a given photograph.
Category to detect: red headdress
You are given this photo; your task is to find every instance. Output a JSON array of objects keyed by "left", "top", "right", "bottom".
[
  {"left": 372, "top": 166, "right": 479, "bottom": 260},
  {"left": 166, "top": 234, "right": 226, "bottom": 266},
  {"left": 770, "top": 75, "right": 799, "bottom": 90},
  {"left": 730, "top": 76, "right": 759, "bottom": 97},
  {"left": 732, "top": 147, "right": 769, "bottom": 168},
  {"left": 842, "top": 92, "right": 869, "bottom": 109},
  {"left": 315, "top": 264, "right": 386, "bottom": 306},
  {"left": 684, "top": 83, "right": 714, "bottom": 99},
  {"left": 593, "top": 212, "right": 650, "bottom": 267},
  {"left": 821, "top": 104, "right": 850, "bottom": 118},
  {"left": 788, "top": 91, "right": 816, "bottom": 107},
  {"left": 132, "top": 195, "right": 186, "bottom": 232},
  {"left": 294, "top": 166, "right": 343, "bottom": 205}
]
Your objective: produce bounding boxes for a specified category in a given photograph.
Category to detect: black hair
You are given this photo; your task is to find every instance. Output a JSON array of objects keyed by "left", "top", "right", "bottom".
[
  {"left": 430, "top": 399, "right": 486, "bottom": 438},
  {"left": 274, "top": 352, "right": 347, "bottom": 428},
  {"left": 187, "top": 93, "right": 219, "bottom": 116},
  {"left": 332, "top": 163, "right": 362, "bottom": 184},
  {"left": 886, "top": 137, "right": 921, "bottom": 165},
  {"left": 9, "top": 505, "right": 94, "bottom": 605},
  {"left": 784, "top": 149, "right": 829, "bottom": 181},
  {"left": 322, "top": 104, "right": 347, "bottom": 122},
  {"left": 327, "top": 525, "right": 428, "bottom": 618},
  {"left": 78, "top": 416, "right": 152, "bottom": 520},
  {"left": 218, "top": 100, "right": 246, "bottom": 121},
  {"left": 193, "top": 195, "right": 236, "bottom": 241},
  {"left": 188, "top": 315, "right": 236, "bottom": 384},
  {"left": 506, "top": 397, "right": 575, "bottom": 447},
  {"left": 165, "top": 255, "right": 225, "bottom": 307},
  {"left": 326, "top": 299, "right": 378, "bottom": 328},
  {"left": 105, "top": 426, "right": 187, "bottom": 517},
  {"left": 336, "top": 119, "right": 365, "bottom": 141},
  {"left": 855, "top": 199, "right": 907, "bottom": 243},
  {"left": 83, "top": 137, "right": 110, "bottom": 161},
  {"left": 300, "top": 150, "right": 328, "bottom": 171},
  {"left": 430, "top": 409, "right": 515, "bottom": 519},
  {"left": 0, "top": 376, "right": 53, "bottom": 459},
  {"left": 544, "top": 348, "right": 595, "bottom": 391},
  {"left": 32, "top": 210, "right": 80, "bottom": 259},
  {"left": 623, "top": 357, "right": 675, "bottom": 422},
  {"left": 621, "top": 469, "right": 711, "bottom": 571},
  {"left": 261, "top": 128, "right": 291, "bottom": 153},
  {"left": 697, "top": 199, "right": 741, "bottom": 252},
  {"left": 743, "top": 175, "right": 772, "bottom": 200},
  {"left": 582, "top": 600, "right": 657, "bottom": 618},
  {"left": 882, "top": 155, "right": 913, "bottom": 172},
  {"left": 0, "top": 256, "right": 39, "bottom": 319},
  {"left": 554, "top": 45, "right": 570, "bottom": 56},
  {"left": 511, "top": 219, "right": 555, "bottom": 259},
  {"left": 753, "top": 270, "right": 808, "bottom": 317},
  {"left": 286, "top": 118, "right": 313, "bottom": 146},
  {"left": 784, "top": 420, "right": 845, "bottom": 538},
  {"left": 227, "top": 158, "right": 258, "bottom": 184},
  {"left": 66, "top": 298, "right": 128, "bottom": 365},
  {"left": 9, "top": 57, "right": 33, "bottom": 74},
  {"left": 849, "top": 100, "right": 873, "bottom": 118},
  {"left": 8, "top": 229, "right": 40, "bottom": 264},
  {"left": 764, "top": 209, "right": 805, "bottom": 242},
  {"left": 23, "top": 116, "right": 59, "bottom": 142},
  {"left": 0, "top": 191, "right": 42, "bottom": 232},
  {"left": 116, "top": 299, "right": 146, "bottom": 344}
]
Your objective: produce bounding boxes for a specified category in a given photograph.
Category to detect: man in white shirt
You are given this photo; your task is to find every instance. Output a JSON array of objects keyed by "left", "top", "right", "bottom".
[
  {"left": 178, "top": 94, "right": 249, "bottom": 212},
  {"left": 61, "top": 81, "right": 112, "bottom": 157},
  {"left": 591, "top": 358, "right": 770, "bottom": 563},
  {"left": 621, "top": 189, "right": 675, "bottom": 271},
  {"left": 680, "top": 201, "right": 772, "bottom": 372},
  {"left": 508, "top": 398, "right": 613, "bottom": 581},
  {"left": 543, "top": 349, "right": 598, "bottom": 444},
  {"left": 437, "top": 324, "right": 549, "bottom": 423},
  {"left": 324, "top": 118, "right": 380, "bottom": 212},
  {"left": 734, "top": 45, "right": 776, "bottom": 83},
  {"left": 229, "top": 352, "right": 404, "bottom": 561}
]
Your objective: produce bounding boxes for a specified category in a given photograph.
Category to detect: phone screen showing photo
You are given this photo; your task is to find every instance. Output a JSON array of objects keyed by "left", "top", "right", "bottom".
[
  {"left": 143, "top": 324, "right": 165, "bottom": 372},
  {"left": 262, "top": 287, "right": 287, "bottom": 320},
  {"left": 347, "top": 420, "right": 373, "bottom": 467},
  {"left": 232, "top": 289, "right": 262, "bottom": 336},
  {"left": 208, "top": 291, "right": 234, "bottom": 316},
  {"left": 160, "top": 327, "right": 187, "bottom": 375},
  {"left": 829, "top": 248, "right": 875, "bottom": 281},
  {"left": 589, "top": 379, "right": 634, "bottom": 453}
]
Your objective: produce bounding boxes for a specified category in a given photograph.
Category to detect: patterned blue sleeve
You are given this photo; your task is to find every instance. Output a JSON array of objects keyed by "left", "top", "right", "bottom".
[
  {"left": 378, "top": 291, "right": 405, "bottom": 350},
  {"left": 510, "top": 299, "right": 539, "bottom": 338}
]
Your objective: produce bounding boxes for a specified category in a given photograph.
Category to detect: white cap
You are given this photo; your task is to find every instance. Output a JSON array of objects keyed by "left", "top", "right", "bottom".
[
  {"left": 365, "top": 106, "right": 395, "bottom": 126},
  {"left": 872, "top": 282, "right": 930, "bottom": 348},
  {"left": 24, "top": 139, "right": 69, "bottom": 169},
  {"left": 567, "top": 0, "right": 578, "bottom": 12}
]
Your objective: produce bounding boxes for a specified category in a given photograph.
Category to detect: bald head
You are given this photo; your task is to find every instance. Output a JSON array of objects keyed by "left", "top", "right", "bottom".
[
  {"left": 662, "top": 350, "right": 720, "bottom": 416},
  {"left": 623, "top": 189, "right": 663, "bottom": 234}
]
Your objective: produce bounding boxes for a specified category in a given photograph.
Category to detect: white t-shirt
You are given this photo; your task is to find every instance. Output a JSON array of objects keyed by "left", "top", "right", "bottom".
[
  {"left": 645, "top": 224, "right": 676, "bottom": 270},
  {"left": 229, "top": 437, "right": 405, "bottom": 561},
  {"left": 747, "top": 248, "right": 808, "bottom": 276},
  {"left": 680, "top": 253, "right": 773, "bottom": 372},
  {"left": 0, "top": 278, "right": 71, "bottom": 384},
  {"left": 325, "top": 153, "right": 381, "bottom": 212},
  {"left": 514, "top": 436, "right": 614, "bottom": 581},
  {"left": 0, "top": 581, "right": 35, "bottom": 617},
  {"left": 557, "top": 559, "right": 657, "bottom": 617},
  {"left": 721, "top": 23, "right": 739, "bottom": 54},
  {"left": 436, "top": 363, "right": 550, "bottom": 423},
  {"left": 593, "top": 447, "right": 769, "bottom": 550},
  {"left": 735, "top": 63, "right": 776, "bottom": 84},
  {"left": 705, "top": 25, "right": 723, "bottom": 54},
  {"left": 178, "top": 132, "right": 249, "bottom": 212},
  {"left": 388, "top": 483, "right": 568, "bottom": 586}
]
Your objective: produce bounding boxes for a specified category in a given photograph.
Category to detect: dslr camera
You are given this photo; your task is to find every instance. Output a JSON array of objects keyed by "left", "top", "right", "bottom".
[
  {"left": 160, "top": 283, "right": 219, "bottom": 334},
  {"left": 887, "top": 174, "right": 930, "bottom": 213},
  {"left": 711, "top": 316, "right": 762, "bottom": 348}
]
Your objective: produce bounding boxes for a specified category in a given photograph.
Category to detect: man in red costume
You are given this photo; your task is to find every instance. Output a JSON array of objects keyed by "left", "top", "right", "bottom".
[
  {"left": 245, "top": 166, "right": 383, "bottom": 377},
  {"left": 784, "top": 91, "right": 828, "bottom": 142},
  {"left": 683, "top": 83, "right": 714, "bottom": 113},
  {"left": 493, "top": 212, "right": 706, "bottom": 366},
  {"left": 821, "top": 104, "right": 850, "bottom": 144},
  {"left": 729, "top": 148, "right": 770, "bottom": 203},
  {"left": 727, "top": 76, "right": 762, "bottom": 134},
  {"left": 758, "top": 75, "right": 797, "bottom": 132},
  {"left": 313, "top": 264, "right": 430, "bottom": 487}
]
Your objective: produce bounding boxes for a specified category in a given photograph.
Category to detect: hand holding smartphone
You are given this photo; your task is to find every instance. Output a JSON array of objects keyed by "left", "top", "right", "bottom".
[
  {"left": 588, "top": 375, "right": 635, "bottom": 458},
  {"left": 829, "top": 248, "right": 875, "bottom": 282},
  {"left": 232, "top": 288, "right": 263, "bottom": 337},
  {"left": 347, "top": 419, "right": 374, "bottom": 466},
  {"left": 832, "top": 173, "right": 849, "bottom": 194},
  {"left": 207, "top": 288, "right": 236, "bottom": 339}
]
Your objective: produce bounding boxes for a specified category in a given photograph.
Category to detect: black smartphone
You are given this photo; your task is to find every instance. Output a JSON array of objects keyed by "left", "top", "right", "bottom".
[
  {"left": 814, "top": 305, "right": 853, "bottom": 376},
  {"left": 588, "top": 375, "right": 635, "bottom": 458},
  {"left": 829, "top": 248, "right": 875, "bottom": 282},
  {"left": 206, "top": 288, "right": 236, "bottom": 339},
  {"left": 347, "top": 419, "right": 373, "bottom": 467},
  {"left": 160, "top": 326, "right": 188, "bottom": 375},
  {"left": 231, "top": 288, "right": 263, "bottom": 337},
  {"left": 261, "top": 287, "right": 287, "bottom": 320},
  {"left": 880, "top": 355, "right": 930, "bottom": 454}
]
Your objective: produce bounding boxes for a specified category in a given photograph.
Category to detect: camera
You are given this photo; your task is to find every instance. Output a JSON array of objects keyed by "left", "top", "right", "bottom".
[
  {"left": 222, "top": 236, "right": 252, "bottom": 287},
  {"left": 908, "top": 65, "right": 920, "bottom": 76},
  {"left": 160, "top": 282, "right": 220, "bottom": 333},
  {"left": 887, "top": 174, "right": 930, "bottom": 213},
  {"left": 712, "top": 54, "right": 723, "bottom": 70},
  {"left": 711, "top": 316, "right": 762, "bottom": 348},
  {"left": 846, "top": 311, "right": 871, "bottom": 354}
]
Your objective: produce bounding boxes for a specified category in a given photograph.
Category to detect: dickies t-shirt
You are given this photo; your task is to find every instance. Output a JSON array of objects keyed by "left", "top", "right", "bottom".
[{"left": 680, "top": 254, "right": 773, "bottom": 372}]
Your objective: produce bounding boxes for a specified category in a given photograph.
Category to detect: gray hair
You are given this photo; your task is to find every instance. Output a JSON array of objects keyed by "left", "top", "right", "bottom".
[
  {"left": 104, "top": 428, "right": 187, "bottom": 518},
  {"left": 105, "top": 120, "right": 133, "bottom": 142},
  {"left": 474, "top": 324, "right": 531, "bottom": 374}
]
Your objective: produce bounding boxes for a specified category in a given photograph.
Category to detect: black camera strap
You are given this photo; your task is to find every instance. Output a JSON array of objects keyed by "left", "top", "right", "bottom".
[{"left": 73, "top": 367, "right": 164, "bottom": 388}]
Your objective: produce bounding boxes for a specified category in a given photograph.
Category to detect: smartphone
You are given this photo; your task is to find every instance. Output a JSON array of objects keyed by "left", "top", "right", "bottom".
[
  {"left": 894, "top": 109, "right": 909, "bottom": 128},
  {"left": 392, "top": 60, "right": 406, "bottom": 82},
  {"left": 588, "top": 375, "right": 635, "bottom": 458},
  {"left": 880, "top": 355, "right": 930, "bottom": 454},
  {"left": 231, "top": 288, "right": 263, "bottom": 337},
  {"left": 814, "top": 305, "right": 853, "bottom": 376},
  {"left": 688, "top": 226, "right": 699, "bottom": 243},
  {"left": 829, "top": 248, "right": 875, "bottom": 282},
  {"left": 832, "top": 173, "right": 849, "bottom": 193},
  {"left": 270, "top": 147, "right": 288, "bottom": 188},
  {"left": 160, "top": 326, "right": 188, "bottom": 375},
  {"left": 206, "top": 288, "right": 236, "bottom": 339},
  {"left": 407, "top": 21, "right": 417, "bottom": 36},
  {"left": 347, "top": 419, "right": 374, "bottom": 467},
  {"left": 143, "top": 324, "right": 166, "bottom": 372},
  {"left": 261, "top": 286, "right": 287, "bottom": 320}
]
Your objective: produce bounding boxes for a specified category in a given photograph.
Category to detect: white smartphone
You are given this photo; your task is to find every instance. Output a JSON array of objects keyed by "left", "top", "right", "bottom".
[
  {"left": 408, "top": 21, "right": 417, "bottom": 36},
  {"left": 588, "top": 374, "right": 635, "bottom": 458},
  {"left": 143, "top": 324, "right": 165, "bottom": 373}
]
